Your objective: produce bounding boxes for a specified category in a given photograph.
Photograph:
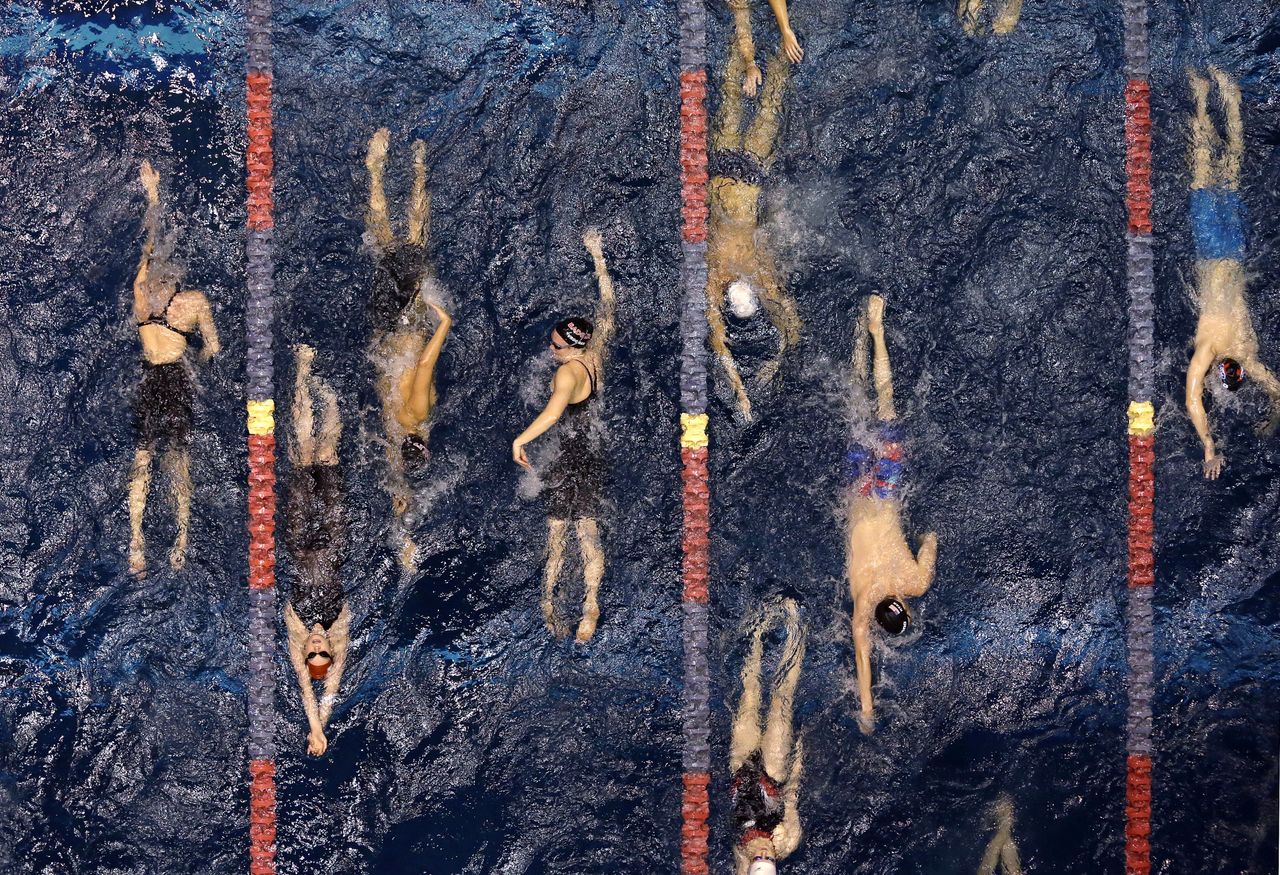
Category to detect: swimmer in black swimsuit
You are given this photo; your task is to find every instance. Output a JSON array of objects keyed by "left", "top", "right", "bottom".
[
  {"left": 512, "top": 229, "right": 616, "bottom": 643},
  {"left": 730, "top": 598, "right": 805, "bottom": 875},
  {"left": 128, "top": 160, "right": 220, "bottom": 576},
  {"left": 707, "top": 20, "right": 800, "bottom": 421},
  {"left": 364, "top": 127, "right": 453, "bottom": 566},
  {"left": 727, "top": 0, "right": 803, "bottom": 97},
  {"left": 284, "top": 345, "right": 350, "bottom": 757}
]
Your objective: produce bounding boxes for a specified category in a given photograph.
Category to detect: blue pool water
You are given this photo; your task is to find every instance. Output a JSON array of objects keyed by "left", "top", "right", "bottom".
[{"left": 1, "top": 1, "right": 1277, "bottom": 872}]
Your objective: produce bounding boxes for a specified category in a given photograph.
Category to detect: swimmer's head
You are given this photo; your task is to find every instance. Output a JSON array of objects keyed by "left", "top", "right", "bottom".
[
  {"left": 401, "top": 433, "right": 429, "bottom": 473},
  {"left": 727, "top": 279, "right": 759, "bottom": 319},
  {"left": 551, "top": 317, "right": 593, "bottom": 358},
  {"left": 1218, "top": 358, "right": 1245, "bottom": 392},
  {"left": 875, "top": 598, "right": 911, "bottom": 635},
  {"left": 305, "top": 628, "right": 332, "bottom": 680}
]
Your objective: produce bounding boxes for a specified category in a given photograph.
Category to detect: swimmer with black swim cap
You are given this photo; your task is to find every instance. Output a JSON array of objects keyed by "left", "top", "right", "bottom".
[
  {"left": 844, "top": 296, "right": 937, "bottom": 734},
  {"left": 363, "top": 128, "right": 453, "bottom": 565},
  {"left": 1183, "top": 69, "right": 1280, "bottom": 480},
  {"left": 513, "top": 229, "right": 617, "bottom": 643}
]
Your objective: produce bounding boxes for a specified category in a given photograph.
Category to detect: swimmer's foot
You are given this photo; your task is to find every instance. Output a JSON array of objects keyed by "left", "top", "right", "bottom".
[
  {"left": 1187, "top": 68, "right": 1210, "bottom": 110},
  {"left": 412, "top": 138, "right": 426, "bottom": 167},
  {"left": 366, "top": 127, "right": 390, "bottom": 171},
  {"left": 992, "top": 0, "right": 1021, "bottom": 33},
  {"left": 128, "top": 539, "right": 147, "bottom": 577},
  {"left": 867, "top": 294, "right": 885, "bottom": 335},
  {"left": 575, "top": 602, "right": 600, "bottom": 644},
  {"left": 399, "top": 536, "right": 417, "bottom": 571},
  {"left": 168, "top": 539, "right": 187, "bottom": 572}
]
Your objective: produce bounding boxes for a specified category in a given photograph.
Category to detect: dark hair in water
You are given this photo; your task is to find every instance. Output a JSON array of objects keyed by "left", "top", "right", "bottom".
[
  {"left": 875, "top": 598, "right": 911, "bottom": 635},
  {"left": 401, "top": 434, "right": 429, "bottom": 472},
  {"left": 554, "top": 316, "right": 594, "bottom": 349},
  {"left": 1218, "top": 358, "right": 1245, "bottom": 392}
]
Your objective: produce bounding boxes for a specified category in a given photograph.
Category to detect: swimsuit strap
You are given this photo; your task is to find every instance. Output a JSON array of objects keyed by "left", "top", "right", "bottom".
[{"left": 571, "top": 358, "right": 598, "bottom": 398}]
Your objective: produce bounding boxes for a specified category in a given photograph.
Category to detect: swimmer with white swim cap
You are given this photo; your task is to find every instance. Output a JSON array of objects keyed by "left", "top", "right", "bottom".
[
  {"left": 706, "top": 11, "right": 801, "bottom": 421},
  {"left": 730, "top": 599, "right": 805, "bottom": 875},
  {"left": 845, "top": 295, "right": 937, "bottom": 734}
]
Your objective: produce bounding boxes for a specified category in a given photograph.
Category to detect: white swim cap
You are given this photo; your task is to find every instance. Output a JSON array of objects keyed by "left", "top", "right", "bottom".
[
  {"left": 727, "top": 279, "right": 759, "bottom": 318},
  {"left": 748, "top": 859, "right": 778, "bottom": 875}
]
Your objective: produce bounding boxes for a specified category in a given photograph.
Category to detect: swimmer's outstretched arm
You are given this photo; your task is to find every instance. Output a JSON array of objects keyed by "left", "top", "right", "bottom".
[
  {"left": 284, "top": 604, "right": 329, "bottom": 756},
  {"left": 317, "top": 605, "right": 349, "bottom": 728},
  {"left": 727, "top": 0, "right": 763, "bottom": 96},
  {"left": 772, "top": 737, "right": 804, "bottom": 858},
  {"left": 1185, "top": 341, "right": 1221, "bottom": 477},
  {"left": 512, "top": 366, "right": 578, "bottom": 469},
  {"left": 583, "top": 229, "right": 616, "bottom": 359},
  {"left": 400, "top": 303, "right": 452, "bottom": 427},
  {"left": 133, "top": 161, "right": 162, "bottom": 321},
  {"left": 767, "top": 0, "right": 804, "bottom": 63}
]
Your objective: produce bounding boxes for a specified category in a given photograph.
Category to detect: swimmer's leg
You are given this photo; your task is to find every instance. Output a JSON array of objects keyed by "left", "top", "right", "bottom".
[
  {"left": 712, "top": 43, "right": 748, "bottom": 153},
  {"left": 542, "top": 519, "right": 570, "bottom": 638},
  {"left": 166, "top": 449, "right": 191, "bottom": 571},
  {"left": 992, "top": 0, "right": 1022, "bottom": 34},
  {"left": 729, "top": 606, "right": 768, "bottom": 771},
  {"left": 867, "top": 295, "right": 897, "bottom": 422},
  {"left": 707, "top": 265, "right": 753, "bottom": 420},
  {"left": 365, "top": 127, "right": 395, "bottom": 250},
  {"left": 743, "top": 52, "right": 792, "bottom": 166},
  {"left": 574, "top": 518, "right": 604, "bottom": 643},
  {"left": 1210, "top": 67, "right": 1243, "bottom": 189},
  {"left": 753, "top": 255, "right": 801, "bottom": 386},
  {"left": 128, "top": 447, "right": 152, "bottom": 575},
  {"left": 1187, "top": 70, "right": 1219, "bottom": 191},
  {"left": 291, "top": 345, "right": 317, "bottom": 467},
  {"left": 761, "top": 599, "right": 804, "bottom": 782},
  {"left": 406, "top": 139, "right": 431, "bottom": 248},
  {"left": 958, "top": 0, "right": 983, "bottom": 35}
]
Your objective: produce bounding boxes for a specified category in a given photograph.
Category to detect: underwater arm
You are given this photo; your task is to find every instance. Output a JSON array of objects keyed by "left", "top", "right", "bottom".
[
  {"left": 583, "top": 229, "right": 616, "bottom": 358},
  {"left": 1247, "top": 358, "right": 1280, "bottom": 435},
  {"left": 852, "top": 607, "right": 875, "bottom": 733},
  {"left": 284, "top": 605, "right": 328, "bottom": 755},
  {"left": 767, "top": 0, "right": 804, "bottom": 63},
  {"left": 1185, "top": 342, "right": 1220, "bottom": 478},
  {"left": 728, "top": 0, "right": 763, "bottom": 96},
  {"left": 512, "top": 366, "right": 576, "bottom": 469},
  {"left": 318, "top": 605, "right": 350, "bottom": 728},
  {"left": 904, "top": 532, "right": 937, "bottom": 598}
]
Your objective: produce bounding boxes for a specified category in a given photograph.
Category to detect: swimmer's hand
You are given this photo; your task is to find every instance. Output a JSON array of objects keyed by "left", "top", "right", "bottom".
[
  {"left": 1203, "top": 451, "right": 1224, "bottom": 480},
  {"left": 139, "top": 160, "right": 160, "bottom": 200},
  {"left": 742, "top": 63, "right": 763, "bottom": 97},
  {"left": 513, "top": 440, "right": 533, "bottom": 471},
  {"left": 307, "top": 729, "right": 327, "bottom": 757},
  {"left": 780, "top": 29, "right": 804, "bottom": 64},
  {"left": 857, "top": 709, "right": 875, "bottom": 736}
]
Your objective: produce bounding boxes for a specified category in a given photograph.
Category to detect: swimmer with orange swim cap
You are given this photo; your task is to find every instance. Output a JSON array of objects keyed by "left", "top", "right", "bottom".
[
  {"left": 283, "top": 346, "right": 351, "bottom": 757},
  {"left": 730, "top": 599, "right": 806, "bottom": 875},
  {"left": 512, "top": 229, "right": 616, "bottom": 643},
  {"left": 1184, "top": 68, "right": 1280, "bottom": 479},
  {"left": 845, "top": 295, "right": 936, "bottom": 734}
]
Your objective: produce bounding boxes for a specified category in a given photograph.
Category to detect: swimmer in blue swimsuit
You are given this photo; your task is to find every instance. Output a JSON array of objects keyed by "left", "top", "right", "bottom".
[
  {"left": 844, "top": 295, "right": 936, "bottom": 733},
  {"left": 1183, "top": 69, "right": 1280, "bottom": 479}
]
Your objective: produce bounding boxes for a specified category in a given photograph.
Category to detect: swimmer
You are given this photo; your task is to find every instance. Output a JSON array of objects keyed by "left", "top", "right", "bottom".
[
  {"left": 128, "top": 160, "right": 220, "bottom": 576},
  {"left": 976, "top": 795, "right": 1023, "bottom": 875},
  {"left": 512, "top": 229, "right": 616, "bottom": 643},
  {"left": 729, "top": 0, "right": 803, "bottom": 96},
  {"left": 730, "top": 599, "right": 805, "bottom": 875},
  {"left": 364, "top": 127, "right": 453, "bottom": 562},
  {"left": 284, "top": 345, "right": 350, "bottom": 757},
  {"left": 707, "top": 33, "right": 801, "bottom": 421},
  {"left": 1184, "top": 68, "right": 1280, "bottom": 479},
  {"left": 957, "top": 0, "right": 1023, "bottom": 36},
  {"left": 845, "top": 295, "right": 936, "bottom": 734}
]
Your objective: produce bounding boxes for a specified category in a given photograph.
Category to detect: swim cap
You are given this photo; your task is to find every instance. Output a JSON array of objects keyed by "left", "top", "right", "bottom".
[
  {"left": 728, "top": 279, "right": 759, "bottom": 319},
  {"left": 401, "top": 433, "right": 429, "bottom": 471},
  {"left": 1218, "top": 358, "right": 1245, "bottom": 392},
  {"left": 875, "top": 598, "right": 910, "bottom": 635},
  {"left": 748, "top": 859, "right": 777, "bottom": 875},
  {"left": 554, "top": 317, "right": 594, "bottom": 348}
]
